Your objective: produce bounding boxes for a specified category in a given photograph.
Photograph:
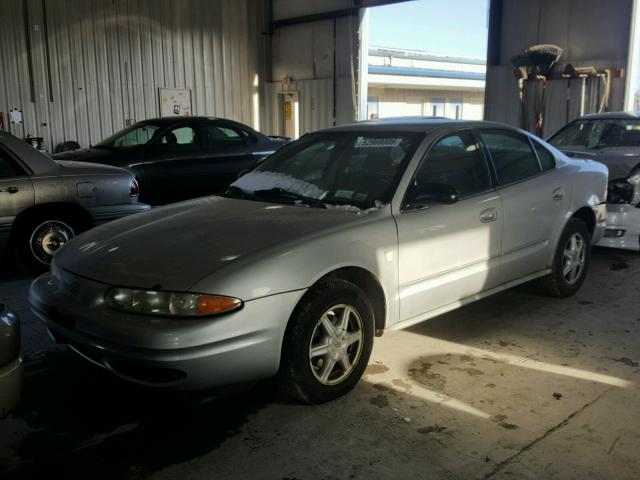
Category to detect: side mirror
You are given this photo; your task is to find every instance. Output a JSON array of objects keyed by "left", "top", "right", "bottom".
[{"left": 405, "top": 182, "right": 459, "bottom": 210}]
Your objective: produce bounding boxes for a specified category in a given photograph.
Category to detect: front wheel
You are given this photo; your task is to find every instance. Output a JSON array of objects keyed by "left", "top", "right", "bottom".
[
  {"left": 536, "top": 218, "right": 591, "bottom": 297},
  {"left": 279, "top": 279, "right": 375, "bottom": 404}
]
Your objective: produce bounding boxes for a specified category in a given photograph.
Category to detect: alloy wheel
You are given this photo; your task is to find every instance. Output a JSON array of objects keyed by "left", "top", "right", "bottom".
[
  {"left": 308, "top": 304, "right": 364, "bottom": 385},
  {"left": 562, "top": 232, "right": 586, "bottom": 285}
]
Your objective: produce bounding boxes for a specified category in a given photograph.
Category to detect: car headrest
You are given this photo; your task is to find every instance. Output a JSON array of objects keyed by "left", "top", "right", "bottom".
[{"left": 163, "top": 132, "right": 177, "bottom": 145}]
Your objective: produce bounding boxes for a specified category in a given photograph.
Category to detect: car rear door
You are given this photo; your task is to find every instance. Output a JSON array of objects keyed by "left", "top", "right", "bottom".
[
  {"left": 395, "top": 129, "right": 503, "bottom": 322},
  {"left": 0, "top": 145, "right": 35, "bottom": 250},
  {"left": 195, "top": 122, "right": 265, "bottom": 195},
  {"left": 478, "top": 128, "right": 568, "bottom": 284}
]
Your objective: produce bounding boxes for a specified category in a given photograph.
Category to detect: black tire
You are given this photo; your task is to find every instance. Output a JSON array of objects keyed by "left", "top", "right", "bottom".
[
  {"left": 535, "top": 218, "right": 591, "bottom": 297},
  {"left": 13, "top": 211, "right": 86, "bottom": 273},
  {"left": 279, "top": 279, "right": 375, "bottom": 404}
]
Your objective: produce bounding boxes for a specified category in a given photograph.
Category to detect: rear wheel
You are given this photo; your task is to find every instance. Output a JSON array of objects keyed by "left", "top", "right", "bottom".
[
  {"left": 536, "top": 218, "right": 591, "bottom": 297},
  {"left": 279, "top": 279, "right": 374, "bottom": 404},
  {"left": 14, "top": 212, "right": 86, "bottom": 272}
]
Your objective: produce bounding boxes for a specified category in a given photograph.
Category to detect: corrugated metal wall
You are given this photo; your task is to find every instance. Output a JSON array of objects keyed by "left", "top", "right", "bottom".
[
  {"left": 0, "top": 0, "right": 266, "bottom": 151},
  {"left": 266, "top": 13, "right": 360, "bottom": 138}
]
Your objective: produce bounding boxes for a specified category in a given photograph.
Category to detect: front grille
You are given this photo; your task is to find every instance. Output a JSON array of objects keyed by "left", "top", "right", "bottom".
[{"left": 607, "top": 180, "right": 634, "bottom": 204}]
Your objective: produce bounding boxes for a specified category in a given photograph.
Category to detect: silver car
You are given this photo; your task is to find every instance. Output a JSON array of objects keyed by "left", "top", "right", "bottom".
[
  {"left": 0, "top": 131, "right": 150, "bottom": 271},
  {"left": 29, "top": 119, "right": 608, "bottom": 403}
]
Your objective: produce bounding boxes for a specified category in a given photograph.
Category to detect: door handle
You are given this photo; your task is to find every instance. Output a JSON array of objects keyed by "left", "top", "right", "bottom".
[
  {"left": 552, "top": 187, "right": 564, "bottom": 201},
  {"left": 0, "top": 186, "right": 19, "bottom": 194},
  {"left": 479, "top": 208, "right": 497, "bottom": 223}
]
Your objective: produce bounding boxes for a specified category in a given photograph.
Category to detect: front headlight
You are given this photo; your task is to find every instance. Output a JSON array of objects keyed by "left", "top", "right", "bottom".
[
  {"left": 628, "top": 174, "right": 640, "bottom": 206},
  {"left": 105, "top": 288, "right": 242, "bottom": 317},
  {"left": 607, "top": 179, "right": 635, "bottom": 204}
]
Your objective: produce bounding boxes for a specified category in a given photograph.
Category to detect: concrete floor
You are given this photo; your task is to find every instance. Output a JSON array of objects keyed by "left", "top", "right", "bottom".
[{"left": 0, "top": 248, "right": 639, "bottom": 479}]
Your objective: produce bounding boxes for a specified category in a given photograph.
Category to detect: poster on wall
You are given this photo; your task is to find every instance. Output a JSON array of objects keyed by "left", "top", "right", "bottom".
[{"left": 158, "top": 88, "right": 192, "bottom": 117}]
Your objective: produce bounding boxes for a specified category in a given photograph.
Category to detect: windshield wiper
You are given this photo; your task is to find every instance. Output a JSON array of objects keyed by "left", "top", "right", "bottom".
[
  {"left": 253, "top": 188, "right": 327, "bottom": 208},
  {"left": 221, "top": 185, "right": 257, "bottom": 200}
]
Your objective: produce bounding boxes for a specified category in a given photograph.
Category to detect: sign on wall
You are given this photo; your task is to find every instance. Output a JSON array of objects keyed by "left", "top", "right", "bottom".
[{"left": 158, "top": 88, "right": 192, "bottom": 117}]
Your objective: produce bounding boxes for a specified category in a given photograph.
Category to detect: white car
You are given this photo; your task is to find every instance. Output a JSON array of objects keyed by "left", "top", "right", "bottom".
[{"left": 30, "top": 119, "right": 608, "bottom": 403}]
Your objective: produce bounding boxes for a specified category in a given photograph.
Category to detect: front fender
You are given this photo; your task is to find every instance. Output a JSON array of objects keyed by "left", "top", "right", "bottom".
[{"left": 190, "top": 211, "right": 400, "bottom": 328}]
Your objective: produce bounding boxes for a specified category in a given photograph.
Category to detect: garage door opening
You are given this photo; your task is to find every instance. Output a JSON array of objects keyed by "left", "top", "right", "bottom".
[{"left": 360, "top": 0, "right": 489, "bottom": 121}]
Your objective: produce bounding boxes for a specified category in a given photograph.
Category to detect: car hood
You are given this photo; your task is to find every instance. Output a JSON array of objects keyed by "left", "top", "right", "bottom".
[
  {"left": 51, "top": 147, "right": 134, "bottom": 167},
  {"left": 558, "top": 146, "right": 640, "bottom": 180},
  {"left": 54, "top": 160, "right": 131, "bottom": 176},
  {"left": 55, "top": 196, "right": 365, "bottom": 291}
]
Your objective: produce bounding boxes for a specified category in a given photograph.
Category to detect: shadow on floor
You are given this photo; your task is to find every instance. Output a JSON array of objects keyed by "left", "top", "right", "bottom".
[{"left": 1, "top": 348, "right": 281, "bottom": 479}]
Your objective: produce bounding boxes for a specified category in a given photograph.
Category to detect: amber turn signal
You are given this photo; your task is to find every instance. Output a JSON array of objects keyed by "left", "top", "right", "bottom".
[{"left": 196, "top": 295, "right": 243, "bottom": 315}]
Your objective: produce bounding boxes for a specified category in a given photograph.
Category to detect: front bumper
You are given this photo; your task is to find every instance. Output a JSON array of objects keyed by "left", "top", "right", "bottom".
[
  {"left": 29, "top": 272, "right": 305, "bottom": 390},
  {"left": 87, "top": 203, "right": 151, "bottom": 225},
  {"left": 596, "top": 203, "right": 640, "bottom": 251},
  {"left": 0, "top": 356, "right": 23, "bottom": 417}
]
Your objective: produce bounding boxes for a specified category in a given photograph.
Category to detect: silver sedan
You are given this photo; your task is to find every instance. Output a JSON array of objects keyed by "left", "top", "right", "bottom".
[
  {"left": 29, "top": 119, "right": 608, "bottom": 403},
  {"left": 0, "top": 131, "right": 150, "bottom": 271}
]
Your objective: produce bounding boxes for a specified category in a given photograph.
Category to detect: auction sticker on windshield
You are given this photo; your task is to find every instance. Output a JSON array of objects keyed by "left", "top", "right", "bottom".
[{"left": 354, "top": 137, "right": 402, "bottom": 148}]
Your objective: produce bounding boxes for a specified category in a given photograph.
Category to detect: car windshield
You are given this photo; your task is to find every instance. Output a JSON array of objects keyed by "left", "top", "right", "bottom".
[
  {"left": 95, "top": 123, "right": 162, "bottom": 149},
  {"left": 549, "top": 119, "right": 640, "bottom": 149},
  {"left": 225, "top": 131, "right": 423, "bottom": 209}
]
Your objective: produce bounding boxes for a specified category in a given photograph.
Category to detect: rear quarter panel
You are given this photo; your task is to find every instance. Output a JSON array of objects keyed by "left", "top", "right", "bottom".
[
  {"left": 549, "top": 153, "right": 608, "bottom": 260},
  {"left": 32, "top": 172, "right": 137, "bottom": 208}
]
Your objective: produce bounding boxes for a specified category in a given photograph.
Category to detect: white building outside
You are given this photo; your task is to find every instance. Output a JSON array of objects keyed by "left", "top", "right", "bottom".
[{"left": 367, "top": 46, "right": 486, "bottom": 121}]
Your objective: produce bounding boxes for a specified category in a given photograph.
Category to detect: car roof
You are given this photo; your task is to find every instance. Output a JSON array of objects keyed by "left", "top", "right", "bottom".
[
  {"left": 134, "top": 116, "right": 268, "bottom": 139},
  {"left": 579, "top": 111, "right": 640, "bottom": 120},
  {"left": 136, "top": 116, "right": 237, "bottom": 126},
  {"left": 320, "top": 117, "right": 521, "bottom": 133}
]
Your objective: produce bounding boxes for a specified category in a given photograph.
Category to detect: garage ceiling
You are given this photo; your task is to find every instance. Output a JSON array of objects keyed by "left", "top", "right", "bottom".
[{"left": 272, "top": 0, "right": 409, "bottom": 25}]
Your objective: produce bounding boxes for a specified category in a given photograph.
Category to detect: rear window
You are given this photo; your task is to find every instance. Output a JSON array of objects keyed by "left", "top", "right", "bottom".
[{"left": 201, "top": 124, "right": 246, "bottom": 146}]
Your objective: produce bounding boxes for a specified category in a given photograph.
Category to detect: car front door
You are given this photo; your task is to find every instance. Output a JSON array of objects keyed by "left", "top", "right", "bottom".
[
  {"left": 141, "top": 123, "right": 203, "bottom": 204},
  {"left": 0, "top": 146, "right": 35, "bottom": 251},
  {"left": 395, "top": 130, "right": 503, "bottom": 323},
  {"left": 478, "top": 128, "right": 568, "bottom": 283}
]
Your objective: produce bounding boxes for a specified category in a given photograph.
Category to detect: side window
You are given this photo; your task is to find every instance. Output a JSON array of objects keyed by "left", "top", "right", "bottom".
[
  {"left": 412, "top": 131, "right": 491, "bottom": 198},
  {"left": 112, "top": 125, "right": 159, "bottom": 147},
  {"left": 0, "top": 149, "right": 22, "bottom": 178},
  {"left": 201, "top": 124, "right": 246, "bottom": 147},
  {"left": 532, "top": 140, "right": 556, "bottom": 171},
  {"left": 480, "top": 130, "right": 541, "bottom": 185},
  {"left": 159, "top": 125, "right": 199, "bottom": 152}
]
